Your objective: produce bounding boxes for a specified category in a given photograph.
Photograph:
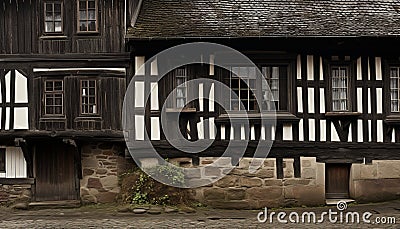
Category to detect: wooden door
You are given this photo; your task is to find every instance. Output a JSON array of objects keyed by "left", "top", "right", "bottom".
[
  {"left": 35, "top": 143, "right": 78, "bottom": 201},
  {"left": 325, "top": 163, "right": 351, "bottom": 199}
]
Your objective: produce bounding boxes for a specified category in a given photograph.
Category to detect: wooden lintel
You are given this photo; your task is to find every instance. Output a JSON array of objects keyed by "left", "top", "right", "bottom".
[{"left": 127, "top": 140, "right": 400, "bottom": 161}]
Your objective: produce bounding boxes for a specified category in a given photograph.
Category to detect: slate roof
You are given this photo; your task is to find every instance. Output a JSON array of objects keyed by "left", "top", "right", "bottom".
[{"left": 128, "top": 0, "right": 400, "bottom": 39}]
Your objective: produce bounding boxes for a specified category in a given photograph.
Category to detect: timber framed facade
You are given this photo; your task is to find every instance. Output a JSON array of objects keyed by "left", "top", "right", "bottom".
[{"left": 0, "top": 0, "right": 399, "bottom": 208}]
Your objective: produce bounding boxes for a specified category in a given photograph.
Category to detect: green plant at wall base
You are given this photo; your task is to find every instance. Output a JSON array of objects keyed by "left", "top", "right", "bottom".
[{"left": 147, "top": 163, "right": 185, "bottom": 186}]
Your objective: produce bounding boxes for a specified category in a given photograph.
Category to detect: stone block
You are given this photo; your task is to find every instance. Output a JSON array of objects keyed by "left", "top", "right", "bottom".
[
  {"left": 225, "top": 188, "right": 246, "bottom": 200},
  {"left": 204, "top": 166, "right": 222, "bottom": 177},
  {"left": 359, "top": 164, "right": 378, "bottom": 179},
  {"left": 376, "top": 160, "right": 400, "bottom": 179},
  {"left": 264, "top": 159, "right": 275, "bottom": 168},
  {"left": 302, "top": 168, "right": 316, "bottom": 179},
  {"left": 283, "top": 179, "right": 311, "bottom": 186},
  {"left": 239, "top": 177, "right": 263, "bottom": 187},
  {"left": 96, "top": 192, "right": 117, "bottom": 203},
  {"left": 83, "top": 169, "right": 95, "bottom": 176},
  {"left": 184, "top": 168, "right": 201, "bottom": 179},
  {"left": 246, "top": 187, "right": 283, "bottom": 200},
  {"left": 87, "top": 178, "right": 103, "bottom": 189},
  {"left": 214, "top": 176, "right": 238, "bottom": 188},
  {"left": 139, "top": 158, "right": 159, "bottom": 169},
  {"left": 213, "top": 157, "right": 232, "bottom": 167},
  {"left": 203, "top": 188, "right": 225, "bottom": 200},
  {"left": 81, "top": 195, "right": 97, "bottom": 204},
  {"left": 301, "top": 160, "right": 312, "bottom": 168},
  {"left": 352, "top": 179, "right": 400, "bottom": 203},
  {"left": 100, "top": 175, "right": 118, "bottom": 190},
  {"left": 96, "top": 168, "right": 108, "bottom": 175},
  {"left": 249, "top": 169, "right": 274, "bottom": 178},
  {"left": 264, "top": 179, "right": 283, "bottom": 187}
]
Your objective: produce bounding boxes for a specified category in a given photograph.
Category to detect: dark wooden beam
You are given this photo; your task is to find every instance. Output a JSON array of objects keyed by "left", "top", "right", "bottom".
[
  {"left": 0, "top": 178, "right": 35, "bottom": 185},
  {"left": 127, "top": 140, "right": 400, "bottom": 161},
  {"left": 63, "top": 139, "right": 83, "bottom": 179}
]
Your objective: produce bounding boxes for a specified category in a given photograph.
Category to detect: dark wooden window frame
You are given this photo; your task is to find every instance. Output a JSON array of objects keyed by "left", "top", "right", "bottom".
[
  {"left": 221, "top": 60, "right": 295, "bottom": 115},
  {"left": 43, "top": 1, "right": 64, "bottom": 34},
  {"left": 260, "top": 64, "right": 290, "bottom": 112},
  {"left": 383, "top": 59, "right": 400, "bottom": 124},
  {"left": 174, "top": 67, "right": 188, "bottom": 109},
  {"left": 0, "top": 148, "right": 5, "bottom": 173},
  {"left": 43, "top": 79, "right": 64, "bottom": 117},
  {"left": 226, "top": 66, "right": 258, "bottom": 111},
  {"left": 80, "top": 79, "right": 98, "bottom": 115},
  {"left": 77, "top": 0, "right": 99, "bottom": 33},
  {"left": 324, "top": 57, "right": 356, "bottom": 114}
]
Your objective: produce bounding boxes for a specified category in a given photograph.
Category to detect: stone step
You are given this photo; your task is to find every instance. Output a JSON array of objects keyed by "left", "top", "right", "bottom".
[{"left": 28, "top": 200, "right": 81, "bottom": 209}]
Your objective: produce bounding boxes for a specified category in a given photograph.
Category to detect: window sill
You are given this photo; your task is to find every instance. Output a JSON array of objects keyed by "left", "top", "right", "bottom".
[
  {"left": 384, "top": 115, "right": 400, "bottom": 125},
  {"left": 216, "top": 112, "right": 299, "bottom": 123},
  {"left": 75, "top": 116, "right": 102, "bottom": 120},
  {"left": 165, "top": 108, "right": 197, "bottom": 113},
  {"left": 40, "top": 116, "right": 66, "bottom": 121},
  {"left": 40, "top": 35, "right": 68, "bottom": 40},
  {"left": 325, "top": 112, "right": 361, "bottom": 118}
]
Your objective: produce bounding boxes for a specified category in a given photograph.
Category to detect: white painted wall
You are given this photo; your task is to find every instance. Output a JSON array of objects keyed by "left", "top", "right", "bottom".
[{"left": 0, "top": 147, "right": 27, "bottom": 178}]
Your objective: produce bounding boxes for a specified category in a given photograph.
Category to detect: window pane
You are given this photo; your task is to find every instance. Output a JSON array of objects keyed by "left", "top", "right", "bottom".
[
  {"left": 79, "top": 1, "right": 86, "bottom": 10},
  {"left": 80, "top": 10, "right": 87, "bottom": 20},
  {"left": 88, "top": 10, "right": 96, "bottom": 20},
  {"left": 45, "top": 3, "right": 53, "bottom": 12},
  {"left": 45, "top": 12, "right": 53, "bottom": 21},
  {"left": 54, "top": 3, "right": 61, "bottom": 12},
  {"left": 88, "top": 21, "right": 96, "bottom": 31},
  {"left": 88, "top": 0, "right": 96, "bottom": 8},
  {"left": 45, "top": 22, "right": 54, "bottom": 32},
  {"left": 55, "top": 22, "right": 62, "bottom": 32},
  {"left": 80, "top": 21, "right": 87, "bottom": 31},
  {"left": 55, "top": 81, "right": 62, "bottom": 90},
  {"left": 54, "top": 12, "right": 62, "bottom": 21}
]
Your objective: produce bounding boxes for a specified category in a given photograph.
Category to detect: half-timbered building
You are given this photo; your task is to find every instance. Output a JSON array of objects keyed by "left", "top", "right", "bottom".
[
  {"left": 0, "top": 0, "right": 129, "bottom": 205},
  {"left": 1, "top": 0, "right": 400, "bottom": 208},
  {"left": 125, "top": 0, "right": 400, "bottom": 208}
]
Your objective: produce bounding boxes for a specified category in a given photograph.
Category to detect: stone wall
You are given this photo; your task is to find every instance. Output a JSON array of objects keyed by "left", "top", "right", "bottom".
[
  {"left": 0, "top": 183, "right": 31, "bottom": 206},
  {"left": 350, "top": 160, "right": 400, "bottom": 202},
  {"left": 80, "top": 142, "right": 125, "bottom": 204},
  {"left": 189, "top": 157, "right": 325, "bottom": 209}
]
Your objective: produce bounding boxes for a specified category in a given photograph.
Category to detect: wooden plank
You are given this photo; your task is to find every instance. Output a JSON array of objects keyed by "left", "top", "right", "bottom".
[{"left": 276, "top": 158, "right": 284, "bottom": 179}]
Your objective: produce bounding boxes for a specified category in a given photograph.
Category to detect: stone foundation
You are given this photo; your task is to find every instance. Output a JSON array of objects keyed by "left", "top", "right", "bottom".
[
  {"left": 350, "top": 160, "right": 400, "bottom": 202},
  {"left": 80, "top": 142, "right": 125, "bottom": 204},
  {"left": 0, "top": 183, "right": 32, "bottom": 206},
  {"left": 187, "top": 157, "right": 326, "bottom": 209}
]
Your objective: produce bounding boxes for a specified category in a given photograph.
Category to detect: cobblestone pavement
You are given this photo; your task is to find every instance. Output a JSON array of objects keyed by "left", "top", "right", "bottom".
[{"left": 0, "top": 200, "right": 399, "bottom": 228}]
